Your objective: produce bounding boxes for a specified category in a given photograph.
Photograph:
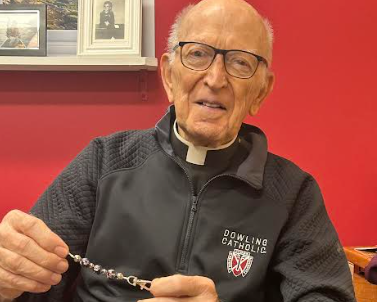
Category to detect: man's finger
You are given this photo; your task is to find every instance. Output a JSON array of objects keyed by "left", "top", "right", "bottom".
[
  {"left": 0, "top": 266, "right": 51, "bottom": 294},
  {"left": 0, "top": 287, "right": 23, "bottom": 300},
  {"left": 3, "top": 210, "right": 68, "bottom": 257},
  {"left": 0, "top": 247, "right": 62, "bottom": 286},
  {"left": 150, "top": 275, "right": 216, "bottom": 298},
  {"left": 0, "top": 229, "right": 68, "bottom": 274}
]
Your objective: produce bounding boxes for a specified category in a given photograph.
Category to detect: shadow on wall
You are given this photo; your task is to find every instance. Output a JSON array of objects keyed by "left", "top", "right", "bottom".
[{"left": 0, "top": 70, "right": 161, "bottom": 105}]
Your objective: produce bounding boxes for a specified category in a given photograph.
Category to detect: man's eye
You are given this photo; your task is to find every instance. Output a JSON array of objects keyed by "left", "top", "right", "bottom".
[
  {"left": 190, "top": 50, "right": 206, "bottom": 57},
  {"left": 234, "top": 59, "right": 249, "bottom": 67}
]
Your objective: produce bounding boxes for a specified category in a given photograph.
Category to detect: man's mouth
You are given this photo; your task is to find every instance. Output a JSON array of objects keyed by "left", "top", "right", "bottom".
[{"left": 197, "top": 101, "right": 226, "bottom": 110}]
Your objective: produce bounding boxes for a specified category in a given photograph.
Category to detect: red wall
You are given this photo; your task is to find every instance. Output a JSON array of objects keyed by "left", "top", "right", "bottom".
[{"left": 0, "top": 0, "right": 376, "bottom": 246}]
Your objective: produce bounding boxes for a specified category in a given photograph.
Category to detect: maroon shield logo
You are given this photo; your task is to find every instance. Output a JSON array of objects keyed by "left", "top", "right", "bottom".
[{"left": 227, "top": 249, "right": 253, "bottom": 277}]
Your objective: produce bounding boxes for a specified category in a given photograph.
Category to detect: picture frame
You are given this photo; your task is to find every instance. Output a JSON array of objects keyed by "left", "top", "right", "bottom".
[
  {"left": 0, "top": 4, "right": 47, "bottom": 56},
  {"left": 77, "top": 0, "right": 142, "bottom": 57}
]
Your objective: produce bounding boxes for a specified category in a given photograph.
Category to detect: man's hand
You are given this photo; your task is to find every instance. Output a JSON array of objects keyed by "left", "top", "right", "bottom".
[
  {"left": 0, "top": 210, "right": 69, "bottom": 300},
  {"left": 139, "top": 275, "right": 220, "bottom": 302}
]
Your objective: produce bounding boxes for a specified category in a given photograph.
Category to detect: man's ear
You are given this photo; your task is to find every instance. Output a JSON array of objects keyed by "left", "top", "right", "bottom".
[
  {"left": 160, "top": 53, "right": 174, "bottom": 103},
  {"left": 249, "top": 71, "right": 275, "bottom": 116}
]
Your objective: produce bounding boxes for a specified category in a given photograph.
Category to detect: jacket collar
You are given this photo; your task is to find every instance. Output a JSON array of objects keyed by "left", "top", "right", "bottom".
[{"left": 155, "top": 105, "right": 268, "bottom": 190}]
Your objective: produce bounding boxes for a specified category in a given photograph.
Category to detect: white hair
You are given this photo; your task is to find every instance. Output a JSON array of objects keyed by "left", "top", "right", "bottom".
[
  {"left": 263, "top": 18, "right": 274, "bottom": 61},
  {"left": 167, "top": 4, "right": 195, "bottom": 64},
  {"left": 166, "top": 3, "right": 274, "bottom": 65}
]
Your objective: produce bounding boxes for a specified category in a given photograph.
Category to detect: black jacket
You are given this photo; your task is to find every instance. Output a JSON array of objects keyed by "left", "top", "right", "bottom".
[
  {"left": 99, "top": 11, "right": 115, "bottom": 29},
  {"left": 19, "top": 106, "right": 355, "bottom": 302}
]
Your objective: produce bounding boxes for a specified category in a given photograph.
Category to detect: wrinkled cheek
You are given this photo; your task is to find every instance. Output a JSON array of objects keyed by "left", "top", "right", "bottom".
[
  {"left": 172, "top": 82, "right": 191, "bottom": 106},
  {"left": 171, "top": 82, "right": 190, "bottom": 107},
  {"left": 246, "top": 86, "right": 260, "bottom": 107},
  {"left": 174, "top": 95, "right": 191, "bottom": 124},
  {"left": 175, "top": 93, "right": 190, "bottom": 112},
  {"left": 228, "top": 104, "right": 248, "bottom": 133}
]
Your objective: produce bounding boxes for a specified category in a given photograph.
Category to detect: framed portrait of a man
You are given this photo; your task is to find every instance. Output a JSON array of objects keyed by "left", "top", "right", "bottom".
[
  {"left": 0, "top": 4, "right": 47, "bottom": 56},
  {"left": 77, "top": 0, "right": 141, "bottom": 56}
]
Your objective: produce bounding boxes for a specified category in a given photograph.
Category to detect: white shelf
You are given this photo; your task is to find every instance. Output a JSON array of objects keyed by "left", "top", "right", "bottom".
[{"left": 0, "top": 56, "right": 158, "bottom": 71}]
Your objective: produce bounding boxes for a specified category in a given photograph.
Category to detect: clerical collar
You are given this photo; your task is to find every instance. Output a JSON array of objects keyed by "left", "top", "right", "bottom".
[{"left": 171, "top": 120, "right": 238, "bottom": 166}]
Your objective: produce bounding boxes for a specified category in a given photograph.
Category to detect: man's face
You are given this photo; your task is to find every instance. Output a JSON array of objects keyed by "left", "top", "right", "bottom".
[
  {"left": 161, "top": 0, "right": 274, "bottom": 147},
  {"left": 104, "top": 3, "right": 112, "bottom": 12}
]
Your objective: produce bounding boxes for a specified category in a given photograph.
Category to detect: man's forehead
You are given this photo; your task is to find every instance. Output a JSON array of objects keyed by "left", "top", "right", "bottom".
[
  {"left": 179, "top": 0, "right": 268, "bottom": 55},
  {"left": 194, "top": 0, "right": 257, "bottom": 13},
  {"left": 185, "top": 0, "right": 261, "bottom": 24}
]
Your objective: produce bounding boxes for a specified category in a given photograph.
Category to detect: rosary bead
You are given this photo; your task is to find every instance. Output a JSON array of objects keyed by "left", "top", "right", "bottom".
[
  {"left": 73, "top": 255, "right": 82, "bottom": 263},
  {"left": 116, "top": 273, "right": 124, "bottom": 280},
  {"left": 89, "top": 263, "right": 95, "bottom": 269},
  {"left": 80, "top": 258, "right": 90, "bottom": 267},
  {"left": 107, "top": 269, "right": 116, "bottom": 279},
  {"left": 94, "top": 265, "right": 102, "bottom": 274},
  {"left": 100, "top": 268, "right": 107, "bottom": 275}
]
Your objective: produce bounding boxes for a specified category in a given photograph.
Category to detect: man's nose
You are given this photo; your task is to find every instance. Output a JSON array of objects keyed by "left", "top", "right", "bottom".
[{"left": 203, "top": 54, "right": 228, "bottom": 90}]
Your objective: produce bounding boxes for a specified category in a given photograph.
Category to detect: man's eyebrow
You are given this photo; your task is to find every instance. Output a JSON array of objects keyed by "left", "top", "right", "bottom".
[
  {"left": 242, "top": 48, "right": 258, "bottom": 54},
  {"left": 184, "top": 40, "right": 259, "bottom": 53}
]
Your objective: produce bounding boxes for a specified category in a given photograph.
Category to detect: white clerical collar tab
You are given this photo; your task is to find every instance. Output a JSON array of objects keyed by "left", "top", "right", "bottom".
[{"left": 173, "top": 121, "right": 237, "bottom": 166}]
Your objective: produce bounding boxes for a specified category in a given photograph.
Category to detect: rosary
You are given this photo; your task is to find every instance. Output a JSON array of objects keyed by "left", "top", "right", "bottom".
[{"left": 68, "top": 252, "right": 152, "bottom": 291}]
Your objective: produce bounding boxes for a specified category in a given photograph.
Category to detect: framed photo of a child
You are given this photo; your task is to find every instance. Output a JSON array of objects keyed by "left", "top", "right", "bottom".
[
  {"left": 77, "top": 0, "right": 141, "bottom": 56},
  {"left": 0, "top": 4, "right": 47, "bottom": 56}
]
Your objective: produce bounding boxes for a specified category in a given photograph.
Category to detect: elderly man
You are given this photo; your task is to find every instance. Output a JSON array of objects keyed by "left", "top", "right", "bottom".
[{"left": 0, "top": 0, "right": 355, "bottom": 301}]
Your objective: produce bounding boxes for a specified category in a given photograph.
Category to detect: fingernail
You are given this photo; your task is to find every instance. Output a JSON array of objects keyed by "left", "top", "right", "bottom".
[
  {"left": 57, "top": 260, "right": 69, "bottom": 273},
  {"left": 54, "top": 246, "right": 68, "bottom": 258},
  {"left": 51, "top": 273, "right": 61, "bottom": 284}
]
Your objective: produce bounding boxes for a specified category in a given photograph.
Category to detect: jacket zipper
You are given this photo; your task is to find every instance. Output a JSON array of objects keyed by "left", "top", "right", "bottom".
[
  {"left": 163, "top": 152, "right": 254, "bottom": 273},
  {"left": 176, "top": 173, "right": 254, "bottom": 273},
  {"left": 178, "top": 195, "right": 198, "bottom": 272},
  {"left": 161, "top": 153, "right": 196, "bottom": 272}
]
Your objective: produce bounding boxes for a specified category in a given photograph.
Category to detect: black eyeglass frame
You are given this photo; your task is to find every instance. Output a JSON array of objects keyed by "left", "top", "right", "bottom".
[{"left": 173, "top": 41, "right": 269, "bottom": 79}]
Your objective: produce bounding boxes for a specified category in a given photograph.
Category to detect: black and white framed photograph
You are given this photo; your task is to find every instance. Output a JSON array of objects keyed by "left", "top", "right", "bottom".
[
  {"left": 0, "top": 4, "right": 46, "bottom": 56},
  {"left": 95, "top": 0, "right": 124, "bottom": 40},
  {"left": 77, "top": 0, "right": 141, "bottom": 56}
]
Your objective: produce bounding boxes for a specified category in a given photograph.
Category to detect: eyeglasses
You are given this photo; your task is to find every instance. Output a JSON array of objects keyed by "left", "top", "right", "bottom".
[{"left": 173, "top": 41, "right": 268, "bottom": 79}]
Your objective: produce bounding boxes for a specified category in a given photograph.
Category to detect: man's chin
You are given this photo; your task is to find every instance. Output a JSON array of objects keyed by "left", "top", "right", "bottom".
[{"left": 184, "top": 127, "right": 229, "bottom": 148}]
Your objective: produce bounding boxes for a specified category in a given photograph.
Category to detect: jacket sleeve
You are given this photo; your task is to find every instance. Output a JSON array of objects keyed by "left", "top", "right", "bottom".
[
  {"left": 270, "top": 176, "right": 356, "bottom": 302},
  {"left": 15, "top": 139, "right": 103, "bottom": 302}
]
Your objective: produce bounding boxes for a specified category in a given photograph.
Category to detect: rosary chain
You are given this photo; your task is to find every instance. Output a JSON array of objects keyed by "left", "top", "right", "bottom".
[{"left": 68, "top": 253, "right": 152, "bottom": 291}]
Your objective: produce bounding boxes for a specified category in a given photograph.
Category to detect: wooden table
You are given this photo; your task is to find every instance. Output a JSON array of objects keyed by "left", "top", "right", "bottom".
[{"left": 344, "top": 247, "right": 377, "bottom": 302}]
